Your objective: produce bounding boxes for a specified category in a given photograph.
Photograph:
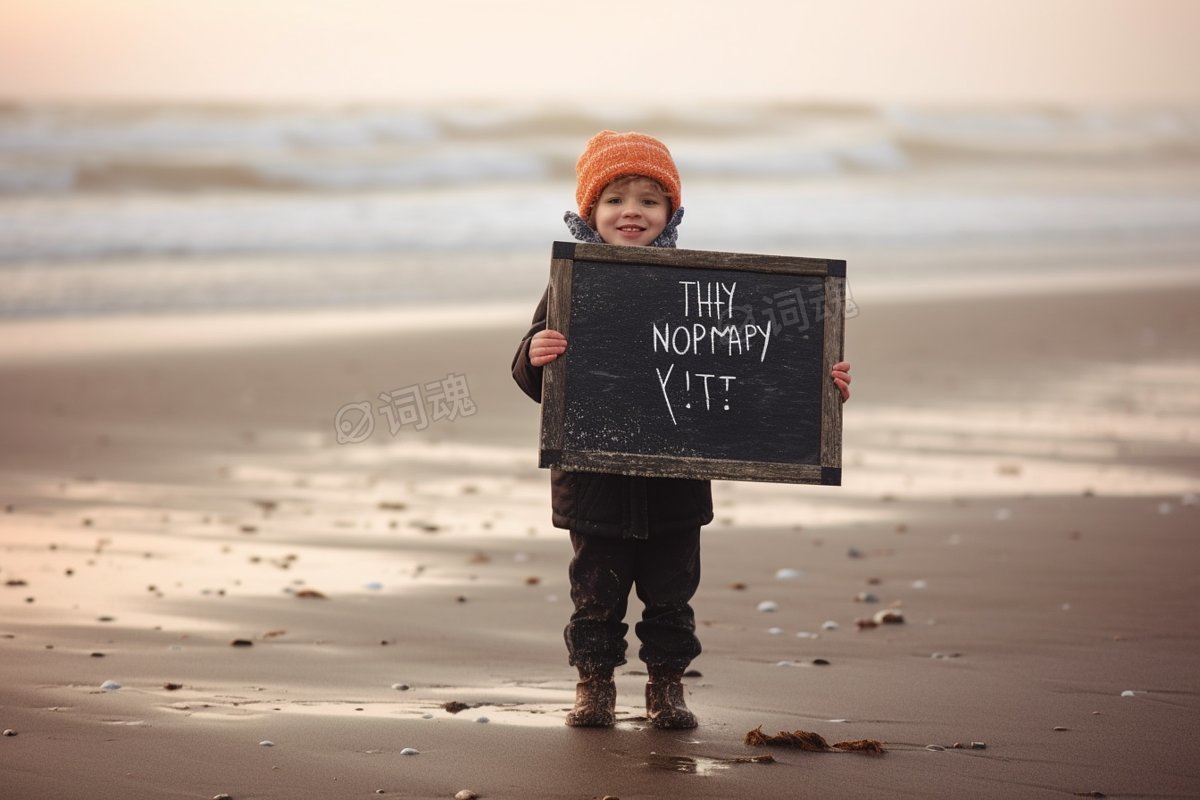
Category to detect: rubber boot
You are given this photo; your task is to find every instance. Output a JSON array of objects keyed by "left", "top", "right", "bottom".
[
  {"left": 645, "top": 666, "right": 698, "bottom": 729},
  {"left": 565, "top": 668, "right": 616, "bottom": 728}
]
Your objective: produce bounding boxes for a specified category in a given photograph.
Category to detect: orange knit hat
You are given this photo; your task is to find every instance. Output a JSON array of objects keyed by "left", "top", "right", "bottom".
[{"left": 575, "top": 130, "right": 681, "bottom": 220}]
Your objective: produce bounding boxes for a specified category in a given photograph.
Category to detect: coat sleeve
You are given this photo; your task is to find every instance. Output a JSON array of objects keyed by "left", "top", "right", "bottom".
[{"left": 511, "top": 286, "right": 549, "bottom": 403}]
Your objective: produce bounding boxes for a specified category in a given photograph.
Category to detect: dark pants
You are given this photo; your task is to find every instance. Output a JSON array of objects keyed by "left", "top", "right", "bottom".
[{"left": 564, "top": 528, "right": 702, "bottom": 673}]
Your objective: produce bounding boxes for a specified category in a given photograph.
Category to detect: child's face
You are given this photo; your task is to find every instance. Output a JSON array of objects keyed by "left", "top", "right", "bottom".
[{"left": 591, "top": 177, "right": 671, "bottom": 247}]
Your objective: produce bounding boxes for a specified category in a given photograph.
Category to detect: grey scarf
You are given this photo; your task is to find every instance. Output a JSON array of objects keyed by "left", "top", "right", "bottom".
[{"left": 563, "top": 207, "right": 684, "bottom": 249}]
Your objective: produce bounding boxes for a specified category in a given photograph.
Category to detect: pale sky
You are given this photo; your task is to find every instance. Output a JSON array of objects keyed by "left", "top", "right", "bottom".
[{"left": 1, "top": 0, "right": 1198, "bottom": 105}]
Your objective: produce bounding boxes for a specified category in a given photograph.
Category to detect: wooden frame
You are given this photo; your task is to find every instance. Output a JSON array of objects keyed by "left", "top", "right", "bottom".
[{"left": 539, "top": 241, "right": 845, "bottom": 485}]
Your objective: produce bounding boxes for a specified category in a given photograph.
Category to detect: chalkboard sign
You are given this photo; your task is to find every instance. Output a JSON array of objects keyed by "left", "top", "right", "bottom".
[{"left": 539, "top": 241, "right": 845, "bottom": 485}]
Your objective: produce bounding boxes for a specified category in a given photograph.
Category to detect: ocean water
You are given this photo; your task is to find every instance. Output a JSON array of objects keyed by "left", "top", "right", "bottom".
[{"left": 1, "top": 102, "right": 1199, "bottom": 317}]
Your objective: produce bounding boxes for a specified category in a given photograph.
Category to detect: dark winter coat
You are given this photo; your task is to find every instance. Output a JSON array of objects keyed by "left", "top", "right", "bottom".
[{"left": 512, "top": 285, "right": 714, "bottom": 540}]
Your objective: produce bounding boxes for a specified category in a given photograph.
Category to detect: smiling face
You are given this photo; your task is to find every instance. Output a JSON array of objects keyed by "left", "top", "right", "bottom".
[{"left": 590, "top": 176, "right": 671, "bottom": 246}]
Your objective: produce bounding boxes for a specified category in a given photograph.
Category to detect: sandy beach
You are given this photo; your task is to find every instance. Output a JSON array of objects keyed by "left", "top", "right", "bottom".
[{"left": 2, "top": 277, "right": 1199, "bottom": 799}]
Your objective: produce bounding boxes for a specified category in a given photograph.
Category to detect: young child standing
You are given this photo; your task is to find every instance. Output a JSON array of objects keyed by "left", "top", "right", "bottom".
[{"left": 512, "top": 131, "right": 851, "bottom": 730}]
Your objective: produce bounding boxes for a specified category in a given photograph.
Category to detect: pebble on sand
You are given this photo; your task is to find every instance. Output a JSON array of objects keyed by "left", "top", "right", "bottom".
[
  {"left": 775, "top": 568, "right": 803, "bottom": 580},
  {"left": 231, "top": 639, "right": 254, "bottom": 647},
  {"left": 213, "top": 794, "right": 233, "bottom": 800},
  {"left": 757, "top": 600, "right": 779, "bottom": 613},
  {"left": 1121, "top": 690, "right": 1144, "bottom": 697},
  {"left": 767, "top": 627, "right": 784, "bottom": 635},
  {"left": 392, "top": 683, "right": 411, "bottom": 691},
  {"left": 3, "top": 729, "right": 16, "bottom": 736},
  {"left": 873, "top": 609, "right": 905, "bottom": 625},
  {"left": 925, "top": 745, "right": 945, "bottom": 752},
  {"left": 454, "top": 791, "right": 479, "bottom": 800},
  {"left": 821, "top": 621, "right": 839, "bottom": 631},
  {"left": 400, "top": 747, "right": 419, "bottom": 755},
  {"left": 100, "top": 680, "right": 122, "bottom": 690},
  {"left": 855, "top": 592, "right": 880, "bottom": 603}
]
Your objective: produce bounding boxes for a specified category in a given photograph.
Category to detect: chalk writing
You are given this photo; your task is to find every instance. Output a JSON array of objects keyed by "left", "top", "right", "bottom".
[
  {"left": 654, "top": 280, "right": 772, "bottom": 425},
  {"left": 677, "top": 280, "right": 737, "bottom": 318}
]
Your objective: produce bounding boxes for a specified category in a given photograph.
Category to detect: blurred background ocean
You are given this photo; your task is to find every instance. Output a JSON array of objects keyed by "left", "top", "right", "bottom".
[{"left": 3, "top": 101, "right": 1198, "bottom": 318}]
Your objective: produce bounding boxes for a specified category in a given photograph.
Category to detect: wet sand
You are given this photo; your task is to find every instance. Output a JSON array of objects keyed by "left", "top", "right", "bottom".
[{"left": 2, "top": 279, "right": 1199, "bottom": 799}]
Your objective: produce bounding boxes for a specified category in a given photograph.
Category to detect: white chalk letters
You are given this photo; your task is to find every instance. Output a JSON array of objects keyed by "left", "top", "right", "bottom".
[{"left": 652, "top": 281, "right": 772, "bottom": 426}]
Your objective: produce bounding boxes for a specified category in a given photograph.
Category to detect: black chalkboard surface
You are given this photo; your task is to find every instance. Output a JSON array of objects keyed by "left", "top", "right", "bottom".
[{"left": 539, "top": 242, "right": 845, "bottom": 485}]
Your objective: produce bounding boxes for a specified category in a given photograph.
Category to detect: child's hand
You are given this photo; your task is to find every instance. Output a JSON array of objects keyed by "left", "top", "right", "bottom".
[
  {"left": 530, "top": 329, "right": 568, "bottom": 367},
  {"left": 832, "top": 361, "right": 852, "bottom": 402}
]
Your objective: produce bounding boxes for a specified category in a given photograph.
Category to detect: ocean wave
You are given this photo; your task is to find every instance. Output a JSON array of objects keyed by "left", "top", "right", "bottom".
[
  {"left": 0, "top": 104, "right": 441, "bottom": 154},
  {"left": 0, "top": 101, "right": 1198, "bottom": 277},
  {"left": 3, "top": 103, "right": 1199, "bottom": 194},
  {"left": 3, "top": 182, "right": 1199, "bottom": 265}
]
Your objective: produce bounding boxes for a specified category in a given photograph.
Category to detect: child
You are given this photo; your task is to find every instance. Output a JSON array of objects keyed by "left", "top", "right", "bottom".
[{"left": 512, "top": 131, "right": 852, "bottom": 729}]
